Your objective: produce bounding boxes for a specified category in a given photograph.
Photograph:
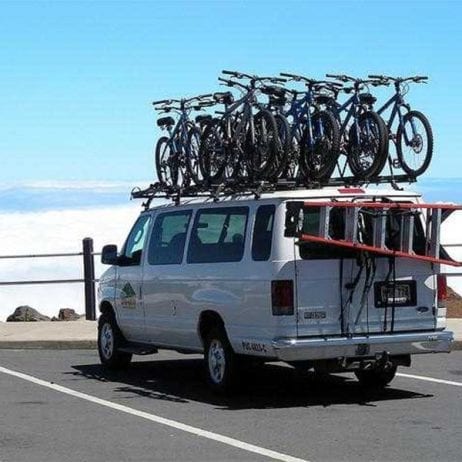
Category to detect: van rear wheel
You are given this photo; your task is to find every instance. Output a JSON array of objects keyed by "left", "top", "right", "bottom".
[
  {"left": 204, "top": 328, "right": 238, "bottom": 394},
  {"left": 354, "top": 364, "right": 397, "bottom": 389}
]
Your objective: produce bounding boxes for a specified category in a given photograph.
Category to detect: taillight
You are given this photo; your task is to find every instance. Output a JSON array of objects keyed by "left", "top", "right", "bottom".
[
  {"left": 271, "top": 280, "right": 294, "bottom": 315},
  {"left": 437, "top": 274, "right": 447, "bottom": 307}
]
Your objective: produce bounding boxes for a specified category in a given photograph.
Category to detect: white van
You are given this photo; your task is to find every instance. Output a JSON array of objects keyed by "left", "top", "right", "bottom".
[{"left": 97, "top": 187, "right": 453, "bottom": 392}]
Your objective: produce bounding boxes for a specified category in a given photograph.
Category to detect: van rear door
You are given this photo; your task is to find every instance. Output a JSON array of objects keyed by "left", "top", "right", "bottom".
[{"left": 292, "top": 199, "right": 437, "bottom": 338}]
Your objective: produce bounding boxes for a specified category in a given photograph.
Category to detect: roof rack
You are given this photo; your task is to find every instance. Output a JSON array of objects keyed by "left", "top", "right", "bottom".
[{"left": 131, "top": 174, "right": 418, "bottom": 209}]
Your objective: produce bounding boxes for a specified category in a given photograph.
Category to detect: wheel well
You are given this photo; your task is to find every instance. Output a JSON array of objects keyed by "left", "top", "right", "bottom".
[
  {"left": 198, "top": 311, "right": 225, "bottom": 345},
  {"left": 99, "top": 301, "right": 115, "bottom": 318}
]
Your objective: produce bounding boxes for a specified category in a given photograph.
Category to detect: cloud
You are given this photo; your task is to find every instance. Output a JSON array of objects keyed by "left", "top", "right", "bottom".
[{"left": 0, "top": 205, "right": 141, "bottom": 320}]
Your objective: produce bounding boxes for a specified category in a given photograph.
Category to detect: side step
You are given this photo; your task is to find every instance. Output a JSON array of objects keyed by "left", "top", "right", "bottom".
[{"left": 119, "top": 343, "right": 158, "bottom": 355}]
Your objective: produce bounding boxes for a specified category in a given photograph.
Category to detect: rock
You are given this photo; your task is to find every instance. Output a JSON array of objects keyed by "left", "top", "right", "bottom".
[
  {"left": 6, "top": 305, "right": 50, "bottom": 322},
  {"left": 57, "top": 308, "right": 84, "bottom": 321}
]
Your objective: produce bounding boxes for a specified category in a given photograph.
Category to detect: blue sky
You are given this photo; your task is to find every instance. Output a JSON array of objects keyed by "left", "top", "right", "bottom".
[{"left": 1, "top": 0, "right": 461, "bottom": 182}]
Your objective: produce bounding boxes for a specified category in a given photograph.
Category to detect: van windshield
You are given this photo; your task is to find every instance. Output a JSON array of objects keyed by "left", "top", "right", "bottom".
[{"left": 299, "top": 201, "right": 426, "bottom": 260}]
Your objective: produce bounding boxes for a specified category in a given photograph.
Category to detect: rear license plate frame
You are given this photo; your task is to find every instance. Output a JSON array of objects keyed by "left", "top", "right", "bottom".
[{"left": 374, "top": 280, "right": 417, "bottom": 308}]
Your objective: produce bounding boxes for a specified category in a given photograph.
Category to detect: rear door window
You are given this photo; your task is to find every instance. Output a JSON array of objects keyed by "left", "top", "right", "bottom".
[
  {"left": 187, "top": 207, "right": 249, "bottom": 263},
  {"left": 299, "top": 201, "right": 426, "bottom": 259}
]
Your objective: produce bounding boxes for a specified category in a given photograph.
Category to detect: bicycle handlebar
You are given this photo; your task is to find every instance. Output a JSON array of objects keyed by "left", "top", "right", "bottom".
[
  {"left": 218, "top": 76, "right": 249, "bottom": 90},
  {"left": 222, "top": 69, "right": 254, "bottom": 80},
  {"left": 152, "top": 99, "right": 171, "bottom": 106},
  {"left": 368, "top": 74, "right": 429, "bottom": 84}
]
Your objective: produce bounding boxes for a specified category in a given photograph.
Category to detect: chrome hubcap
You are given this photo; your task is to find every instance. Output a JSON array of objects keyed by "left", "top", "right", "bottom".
[
  {"left": 208, "top": 339, "right": 226, "bottom": 384},
  {"left": 100, "top": 322, "right": 114, "bottom": 359}
]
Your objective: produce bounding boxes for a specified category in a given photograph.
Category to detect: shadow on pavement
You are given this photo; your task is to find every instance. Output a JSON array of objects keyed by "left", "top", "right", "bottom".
[{"left": 70, "top": 358, "right": 433, "bottom": 410}]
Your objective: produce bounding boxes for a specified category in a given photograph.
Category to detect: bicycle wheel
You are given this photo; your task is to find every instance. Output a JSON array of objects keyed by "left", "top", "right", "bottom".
[
  {"left": 155, "top": 136, "right": 177, "bottom": 186},
  {"left": 301, "top": 110, "right": 340, "bottom": 182},
  {"left": 347, "top": 111, "right": 388, "bottom": 179},
  {"left": 396, "top": 110, "right": 433, "bottom": 177},
  {"left": 271, "top": 114, "right": 291, "bottom": 179},
  {"left": 199, "top": 119, "right": 228, "bottom": 183},
  {"left": 186, "top": 126, "right": 203, "bottom": 185},
  {"left": 250, "top": 109, "right": 279, "bottom": 178}
]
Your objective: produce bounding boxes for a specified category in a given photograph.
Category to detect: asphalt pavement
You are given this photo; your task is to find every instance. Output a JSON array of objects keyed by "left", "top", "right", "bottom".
[{"left": 1, "top": 349, "right": 461, "bottom": 462}]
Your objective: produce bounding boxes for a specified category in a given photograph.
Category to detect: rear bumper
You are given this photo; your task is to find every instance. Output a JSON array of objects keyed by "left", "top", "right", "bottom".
[{"left": 272, "top": 330, "right": 453, "bottom": 362}]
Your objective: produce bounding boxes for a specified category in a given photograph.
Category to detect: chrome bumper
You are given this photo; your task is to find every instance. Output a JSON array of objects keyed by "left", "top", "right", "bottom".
[{"left": 272, "top": 330, "right": 453, "bottom": 362}]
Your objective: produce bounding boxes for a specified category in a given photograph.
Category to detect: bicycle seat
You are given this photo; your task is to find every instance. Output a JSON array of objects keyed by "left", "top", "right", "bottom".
[
  {"left": 195, "top": 114, "right": 212, "bottom": 124},
  {"left": 359, "top": 93, "right": 377, "bottom": 105},
  {"left": 213, "top": 92, "right": 234, "bottom": 105},
  {"left": 261, "top": 86, "right": 286, "bottom": 99},
  {"left": 315, "top": 94, "right": 336, "bottom": 105},
  {"left": 157, "top": 116, "right": 175, "bottom": 127}
]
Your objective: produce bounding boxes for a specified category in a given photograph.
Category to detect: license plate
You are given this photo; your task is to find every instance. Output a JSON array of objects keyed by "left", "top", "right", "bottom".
[{"left": 374, "top": 281, "right": 416, "bottom": 307}]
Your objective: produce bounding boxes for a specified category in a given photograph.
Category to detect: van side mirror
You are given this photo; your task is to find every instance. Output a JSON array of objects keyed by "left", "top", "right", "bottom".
[{"left": 101, "top": 245, "right": 118, "bottom": 265}]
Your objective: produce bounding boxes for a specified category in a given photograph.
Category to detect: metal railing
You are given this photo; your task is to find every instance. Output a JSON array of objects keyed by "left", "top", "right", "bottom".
[{"left": 0, "top": 238, "right": 99, "bottom": 320}]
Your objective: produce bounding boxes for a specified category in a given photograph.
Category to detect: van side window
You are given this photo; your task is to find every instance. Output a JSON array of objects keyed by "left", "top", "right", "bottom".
[
  {"left": 187, "top": 207, "right": 249, "bottom": 263},
  {"left": 252, "top": 205, "right": 275, "bottom": 261},
  {"left": 148, "top": 210, "right": 192, "bottom": 265},
  {"left": 120, "top": 214, "right": 151, "bottom": 266}
]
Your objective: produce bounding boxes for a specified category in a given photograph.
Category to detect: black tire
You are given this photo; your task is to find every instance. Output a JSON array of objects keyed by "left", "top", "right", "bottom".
[
  {"left": 396, "top": 110, "right": 433, "bottom": 177},
  {"left": 155, "top": 136, "right": 174, "bottom": 186},
  {"left": 199, "top": 119, "right": 228, "bottom": 183},
  {"left": 186, "top": 126, "right": 203, "bottom": 185},
  {"left": 301, "top": 110, "right": 340, "bottom": 181},
  {"left": 354, "top": 364, "right": 397, "bottom": 389},
  {"left": 272, "top": 114, "right": 291, "bottom": 179},
  {"left": 347, "top": 111, "right": 388, "bottom": 179},
  {"left": 249, "top": 110, "right": 279, "bottom": 178},
  {"left": 97, "top": 312, "right": 132, "bottom": 370},
  {"left": 204, "top": 327, "right": 239, "bottom": 394}
]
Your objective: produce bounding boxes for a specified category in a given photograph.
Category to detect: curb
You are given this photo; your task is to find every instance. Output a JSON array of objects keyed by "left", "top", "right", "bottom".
[{"left": 0, "top": 340, "right": 96, "bottom": 350}]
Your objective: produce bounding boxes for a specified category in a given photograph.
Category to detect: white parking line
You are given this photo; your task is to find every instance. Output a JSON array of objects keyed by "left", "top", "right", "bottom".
[
  {"left": 0, "top": 366, "right": 308, "bottom": 462},
  {"left": 397, "top": 372, "right": 462, "bottom": 387}
]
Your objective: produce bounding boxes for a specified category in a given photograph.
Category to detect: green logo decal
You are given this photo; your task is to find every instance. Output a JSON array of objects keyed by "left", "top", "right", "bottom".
[{"left": 121, "top": 282, "right": 137, "bottom": 309}]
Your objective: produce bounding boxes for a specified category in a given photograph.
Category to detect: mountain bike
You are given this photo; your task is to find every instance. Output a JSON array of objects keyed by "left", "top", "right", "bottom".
[
  {"left": 277, "top": 73, "right": 341, "bottom": 182},
  {"left": 368, "top": 75, "right": 433, "bottom": 177},
  {"left": 324, "top": 74, "right": 389, "bottom": 180},
  {"left": 199, "top": 71, "right": 281, "bottom": 183},
  {"left": 153, "top": 94, "right": 213, "bottom": 187}
]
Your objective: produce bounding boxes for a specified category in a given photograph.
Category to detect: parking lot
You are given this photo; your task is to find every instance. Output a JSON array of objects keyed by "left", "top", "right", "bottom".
[{"left": 1, "top": 349, "right": 461, "bottom": 462}]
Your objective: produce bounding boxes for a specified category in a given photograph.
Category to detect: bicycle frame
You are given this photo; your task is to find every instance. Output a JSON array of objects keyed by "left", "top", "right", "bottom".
[
  {"left": 220, "top": 89, "right": 256, "bottom": 147},
  {"left": 375, "top": 91, "right": 415, "bottom": 145},
  {"left": 284, "top": 89, "right": 325, "bottom": 147},
  {"left": 163, "top": 107, "right": 192, "bottom": 156}
]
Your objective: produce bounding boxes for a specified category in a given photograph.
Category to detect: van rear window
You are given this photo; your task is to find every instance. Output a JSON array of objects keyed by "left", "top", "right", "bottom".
[
  {"left": 187, "top": 207, "right": 249, "bottom": 263},
  {"left": 299, "top": 203, "right": 426, "bottom": 260}
]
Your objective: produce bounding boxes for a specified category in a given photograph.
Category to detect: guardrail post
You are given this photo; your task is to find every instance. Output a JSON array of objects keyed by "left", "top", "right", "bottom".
[{"left": 82, "top": 238, "right": 96, "bottom": 321}]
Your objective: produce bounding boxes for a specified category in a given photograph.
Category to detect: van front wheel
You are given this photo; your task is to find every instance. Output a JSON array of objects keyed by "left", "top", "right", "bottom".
[
  {"left": 354, "top": 364, "right": 397, "bottom": 389},
  {"left": 204, "top": 328, "right": 238, "bottom": 394},
  {"left": 98, "top": 312, "right": 132, "bottom": 369}
]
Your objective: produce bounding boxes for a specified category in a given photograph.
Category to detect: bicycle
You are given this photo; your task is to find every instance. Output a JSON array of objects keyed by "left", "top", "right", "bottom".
[
  {"left": 368, "top": 75, "right": 433, "bottom": 177},
  {"left": 325, "top": 74, "right": 389, "bottom": 180},
  {"left": 153, "top": 94, "right": 213, "bottom": 187},
  {"left": 199, "top": 70, "right": 282, "bottom": 183},
  {"left": 277, "top": 73, "right": 342, "bottom": 182}
]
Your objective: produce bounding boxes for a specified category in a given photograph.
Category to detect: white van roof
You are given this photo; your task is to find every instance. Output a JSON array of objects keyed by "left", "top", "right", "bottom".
[{"left": 144, "top": 186, "right": 422, "bottom": 211}]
